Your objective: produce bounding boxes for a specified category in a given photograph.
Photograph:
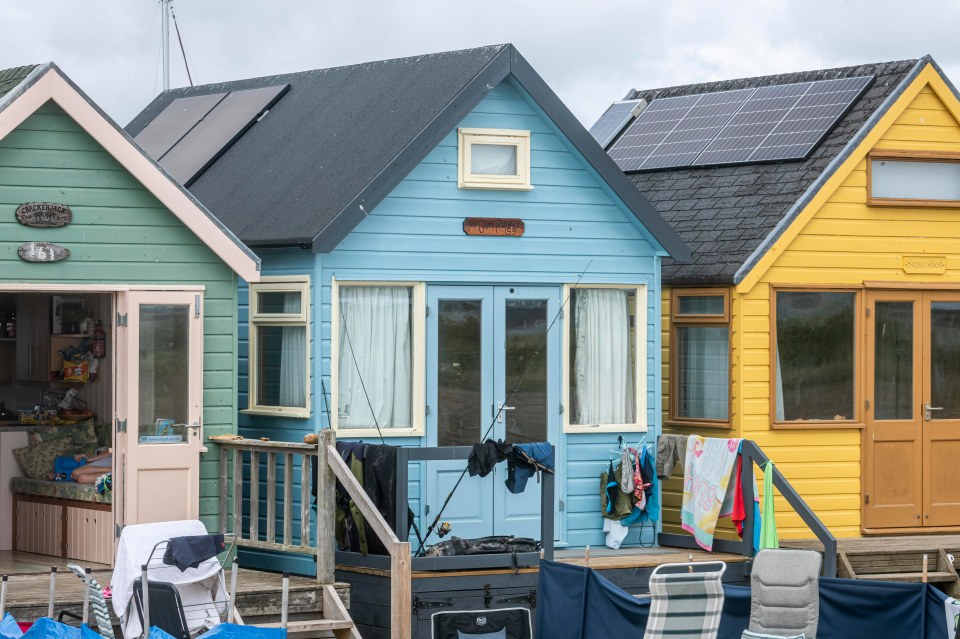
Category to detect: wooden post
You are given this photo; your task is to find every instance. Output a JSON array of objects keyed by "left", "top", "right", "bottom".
[
  {"left": 250, "top": 451, "right": 260, "bottom": 541},
  {"left": 141, "top": 565, "right": 150, "bottom": 638},
  {"left": 390, "top": 543, "right": 411, "bottom": 639},
  {"left": 227, "top": 558, "right": 238, "bottom": 624},
  {"left": 300, "top": 452, "right": 311, "bottom": 554},
  {"left": 0, "top": 575, "right": 7, "bottom": 619},
  {"left": 281, "top": 573, "right": 290, "bottom": 629},
  {"left": 316, "top": 429, "right": 336, "bottom": 584},
  {"left": 266, "top": 452, "right": 277, "bottom": 544},
  {"left": 82, "top": 568, "right": 91, "bottom": 625},
  {"left": 219, "top": 449, "right": 229, "bottom": 535},
  {"left": 232, "top": 449, "right": 242, "bottom": 539},
  {"left": 283, "top": 453, "right": 294, "bottom": 547},
  {"left": 47, "top": 566, "right": 56, "bottom": 619},
  {"left": 584, "top": 545, "right": 590, "bottom": 568},
  {"left": 923, "top": 554, "right": 929, "bottom": 583}
]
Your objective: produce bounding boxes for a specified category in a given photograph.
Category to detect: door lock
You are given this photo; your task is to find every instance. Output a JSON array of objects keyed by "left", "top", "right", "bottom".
[
  {"left": 496, "top": 402, "right": 516, "bottom": 423},
  {"left": 925, "top": 403, "right": 944, "bottom": 421}
]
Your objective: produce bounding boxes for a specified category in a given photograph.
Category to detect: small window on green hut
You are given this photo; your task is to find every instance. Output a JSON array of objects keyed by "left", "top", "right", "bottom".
[
  {"left": 774, "top": 291, "right": 856, "bottom": 422},
  {"left": 569, "top": 287, "right": 639, "bottom": 427}
]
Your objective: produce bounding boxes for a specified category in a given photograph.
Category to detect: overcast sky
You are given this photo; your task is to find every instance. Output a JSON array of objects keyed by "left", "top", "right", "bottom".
[{"left": 4, "top": 1, "right": 960, "bottom": 128}]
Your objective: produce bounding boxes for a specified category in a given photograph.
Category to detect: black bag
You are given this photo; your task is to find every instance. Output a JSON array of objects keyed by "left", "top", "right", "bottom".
[{"left": 432, "top": 607, "right": 532, "bottom": 639}]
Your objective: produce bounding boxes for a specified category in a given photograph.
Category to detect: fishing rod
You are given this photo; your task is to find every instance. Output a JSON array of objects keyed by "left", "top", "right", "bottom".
[{"left": 414, "top": 260, "right": 593, "bottom": 556}]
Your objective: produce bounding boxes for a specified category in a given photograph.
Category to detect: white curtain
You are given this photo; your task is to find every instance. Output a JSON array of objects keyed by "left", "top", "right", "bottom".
[
  {"left": 279, "top": 293, "right": 306, "bottom": 408},
  {"left": 338, "top": 286, "right": 412, "bottom": 428},
  {"left": 677, "top": 326, "right": 728, "bottom": 420},
  {"left": 573, "top": 289, "right": 635, "bottom": 425},
  {"left": 472, "top": 144, "right": 517, "bottom": 175}
]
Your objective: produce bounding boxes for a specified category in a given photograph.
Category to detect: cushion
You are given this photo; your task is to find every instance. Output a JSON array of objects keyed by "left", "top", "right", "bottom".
[
  {"left": 13, "top": 437, "right": 77, "bottom": 480},
  {"left": 94, "top": 421, "right": 112, "bottom": 449},
  {"left": 11, "top": 477, "right": 110, "bottom": 504},
  {"left": 749, "top": 549, "right": 821, "bottom": 639},
  {"left": 30, "top": 422, "right": 98, "bottom": 455}
]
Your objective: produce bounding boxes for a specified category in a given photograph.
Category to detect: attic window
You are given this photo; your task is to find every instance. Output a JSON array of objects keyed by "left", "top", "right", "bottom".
[
  {"left": 869, "top": 152, "right": 960, "bottom": 206},
  {"left": 458, "top": 128, "right": 531, "bottom": 190}
]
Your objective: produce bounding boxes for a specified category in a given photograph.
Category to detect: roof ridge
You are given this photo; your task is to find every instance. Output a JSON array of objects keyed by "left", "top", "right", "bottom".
[
  {"left": 155, "top": 44, "right": 510, "bottom": 96},
  {"left": 629, "top": 58, "right": 920, "bottom": 100}
]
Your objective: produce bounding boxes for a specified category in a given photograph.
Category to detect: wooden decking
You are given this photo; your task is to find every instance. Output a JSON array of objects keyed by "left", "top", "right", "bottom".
[
  {"left": 555, "top": 545, "right": 749, "bottom": 570},
  {"left": 0, "top": 551, "right": 349, "bottom": 625},
  {"left": 785, "top": 533, "right": 960, "bottom": 554}
]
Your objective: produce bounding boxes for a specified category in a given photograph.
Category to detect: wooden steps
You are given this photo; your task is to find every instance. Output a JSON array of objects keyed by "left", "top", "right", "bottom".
[{"left": 838, "top": 547, "right": 960, "bottom": 596}]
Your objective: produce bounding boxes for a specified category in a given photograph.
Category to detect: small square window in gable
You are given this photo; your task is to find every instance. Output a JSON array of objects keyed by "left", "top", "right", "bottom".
[{"left": 458, "top": 128, "right": 532, "bottom": 190}]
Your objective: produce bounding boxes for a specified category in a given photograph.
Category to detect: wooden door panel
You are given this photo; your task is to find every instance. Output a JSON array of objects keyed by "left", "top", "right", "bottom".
[
  {"left": 868, "top": 435, "right": 921, "bottom": 528},
  {"left": 925, "top": 427, "right": 960, "bottom": 526}
]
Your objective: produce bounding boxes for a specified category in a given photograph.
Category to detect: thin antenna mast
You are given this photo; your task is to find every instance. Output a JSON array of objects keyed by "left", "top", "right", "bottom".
[{"left": 160, "top": 0, "right": 170, "bottom": 91}]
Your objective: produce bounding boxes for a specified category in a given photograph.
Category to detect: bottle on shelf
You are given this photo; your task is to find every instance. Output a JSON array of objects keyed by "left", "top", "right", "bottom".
[{"left": 91, "top": 319, "right": 106, "bottom": 359}]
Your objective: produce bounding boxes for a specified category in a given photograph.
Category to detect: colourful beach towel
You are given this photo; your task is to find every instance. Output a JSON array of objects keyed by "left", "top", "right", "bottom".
[{"left": 681, "top": 436, "right": 741, "bottom": 551}]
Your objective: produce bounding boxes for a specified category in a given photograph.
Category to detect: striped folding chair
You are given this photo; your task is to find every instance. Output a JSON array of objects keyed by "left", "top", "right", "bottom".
[
  {"left": 643, "top": 561, "right": 727, "bottom": 639},
  {"left": 65, "top": 563, "right": 115, "bottom": 639}
]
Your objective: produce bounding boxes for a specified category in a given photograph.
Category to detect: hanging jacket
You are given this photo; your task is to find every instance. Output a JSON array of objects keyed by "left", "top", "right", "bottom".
[
  {"left": 333, "top": 442, "right": 369, "bottom": 555},
  {"left": 600, "top": 461, "right": 634, "bottom": 520}
]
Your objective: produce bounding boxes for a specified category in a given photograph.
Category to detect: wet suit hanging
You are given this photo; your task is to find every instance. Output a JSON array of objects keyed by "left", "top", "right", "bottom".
[{"left": 364, "top": 444, "right": 415, "bottom": 555}]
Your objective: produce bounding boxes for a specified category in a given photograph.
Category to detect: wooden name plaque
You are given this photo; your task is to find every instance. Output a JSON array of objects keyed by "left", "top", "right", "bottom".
[
  {"left": 463, "top": 217, "right": 525, "bottom": 237},
  {"left": 18, "top": 241, "right": 70, "bottom": 263},
  {"left": 16, "top": 202, "right": 72, "bottom": 228}
]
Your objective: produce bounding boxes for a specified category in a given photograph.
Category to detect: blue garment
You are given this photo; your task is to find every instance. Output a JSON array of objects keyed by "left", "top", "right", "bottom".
[{"left": 506, "top": 443, "right": 554, "bottom": 494}]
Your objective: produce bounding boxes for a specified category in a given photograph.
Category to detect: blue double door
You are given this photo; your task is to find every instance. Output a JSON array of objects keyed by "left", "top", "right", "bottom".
[{"left": 424, "top": 285, "right": 561, "bottom": 542}]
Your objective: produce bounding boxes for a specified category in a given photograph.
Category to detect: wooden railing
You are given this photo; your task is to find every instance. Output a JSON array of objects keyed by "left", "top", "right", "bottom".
[
  {"left": 659, "top": 438, "right": 838, "bottom": 577},
  {"left": 217, "top": 431, "right": 335, "bottom": 583}
]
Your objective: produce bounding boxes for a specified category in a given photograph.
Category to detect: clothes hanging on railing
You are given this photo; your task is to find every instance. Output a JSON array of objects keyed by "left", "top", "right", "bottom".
[
  {"left": 681, "top": 435, "right": 742, "bottom": 551},
  {"left": 507, "top": 442, "right": 555, "bottom": 494},
  {"left": 600, "top": 440, "right": 657, "bottom": 549},
  {"left": 467, "top": 439, "right": 513, "bottom": 477},
  {"left": 656, "top": 433, "right": 688, "bottom": 480}
]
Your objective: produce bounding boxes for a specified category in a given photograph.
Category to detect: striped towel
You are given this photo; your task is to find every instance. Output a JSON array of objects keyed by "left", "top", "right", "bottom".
[
  {"left": 66, "top": 564, "right": 114, "bottom": 639},
  {"left": 643, "top": 570, "right": 725, "bottom": 639}
]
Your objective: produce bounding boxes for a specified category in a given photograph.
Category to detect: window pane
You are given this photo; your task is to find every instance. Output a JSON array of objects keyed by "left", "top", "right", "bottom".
[
  {"left": 258, "top": 290, "right": 301, "bottom": 314},
  {"left": 437, "top": 300, "right": 483, "bottom": 447},
  {"left": 338, "top": 286, "right": 413, "bottom": 429},
  {"left": 256, "top": 325, "right": 306, "bottom": 408},
  {"left": 570, "top": 288, "right": 636, "bottom": 425},
  {"left": 139, "top": 304, "right": 189, "bottom": 444},
  {"left": 874, "top": 301, "right": 913, "bottom": 421},
  {"left": 775, "top": 292, "right": 855, "bottom": 421},
  {"left": 871, "top": 159, "right": 960, "bottom": 201},
  {"left": 471, "top": 144, "right": 518, "bottom": 175},
  {"left": 930, "top": 302, "right": 960, "bottom": 419},
  {"left": 505, "top": 299, "right": 548, "bottom": 443},
  {"left": 678, "top": 295, "right": 724, "bottom": 316},
  {"left": 676, "top": 326, "right": 729, "bottom": 420}
]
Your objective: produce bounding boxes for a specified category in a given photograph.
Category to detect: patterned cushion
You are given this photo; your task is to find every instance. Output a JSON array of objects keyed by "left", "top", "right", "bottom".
[
  {"left": 33, "top": 421, "right": 99, "bottom": 454},
  {"left": 13, "top": 437, "right": 77, "bottom": 479},
  {"left": 94, "top": 421, "right": 112, "bottom": 449},
  {"left": 10, "top": 477, "right": 111, "bottom": 504}
]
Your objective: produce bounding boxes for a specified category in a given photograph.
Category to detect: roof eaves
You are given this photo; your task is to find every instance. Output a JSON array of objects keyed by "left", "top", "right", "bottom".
[
  {"left": 311, "top": 45, "right": 512, "bottom": 252},
  {"left": 0, "top": 63, "right": 51, "bottom": 114},
  {"left": 507, "top": 47, "right": 690, "bottom": 261},
  {"left": 731, "top": 57, "right": 928, "bottom": 285}
]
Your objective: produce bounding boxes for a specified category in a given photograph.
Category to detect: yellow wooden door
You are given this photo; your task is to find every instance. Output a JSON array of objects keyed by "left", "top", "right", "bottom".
[
  {"left": 865, "top": 291, "right": 923, "bottom": 529},
  {"left": 922, "top": 293, "right": 960, "bottom": 527}
]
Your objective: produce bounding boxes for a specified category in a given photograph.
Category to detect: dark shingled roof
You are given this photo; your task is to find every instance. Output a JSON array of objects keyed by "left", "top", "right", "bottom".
[
  {"left": 623, "top": 58, "right": 922, "bottom": 285},
  {"left": 127, "top": 45, "right": 690, "bottom": 260},
  {"left": 0, "top": 65, "right": 38, "bottom": 100}
]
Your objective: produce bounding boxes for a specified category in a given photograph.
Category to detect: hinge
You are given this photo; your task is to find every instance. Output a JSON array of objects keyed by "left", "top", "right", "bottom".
[
  {"left": 425, "top": 404, "right": 431, "bottom": 416},
  {"left": 866, "top": 307, "right": 871, "bottom": 318},
  {"left": 116, "top": 418, "right": 127, "bottom": 433},
  {"left": 559, "top": 403, "right": 564, "bottom": 415},
  {"left": 864, "top": 494, "right": 870, "bottom": 505},
  {"left": 116, "top": 312, "right": 128, "bottom": 327},
  {"left": 195, "top": 294, "right": 201, "bottom": 318},
  {"left": 426, "top": 305, "right": 430, "bottom": 317},
  {"left": 115, "top": 523, "right": 123, "bottom": 538},
  {"left": 865, "top": 399, "right": 870, "bottom": 411},
  {"left": 559, "top": 499, "right": 565, "bottom": 512}
]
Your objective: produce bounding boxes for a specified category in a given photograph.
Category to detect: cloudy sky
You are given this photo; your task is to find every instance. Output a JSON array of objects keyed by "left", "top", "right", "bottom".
[{"left": 4, "top": 1, "right": 960, "bottom": 127}]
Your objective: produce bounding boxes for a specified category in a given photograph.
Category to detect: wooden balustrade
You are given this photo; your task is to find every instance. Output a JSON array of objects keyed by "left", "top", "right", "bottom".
[{"left": 217, "top": 430, "right": 336, "bottom": 583}]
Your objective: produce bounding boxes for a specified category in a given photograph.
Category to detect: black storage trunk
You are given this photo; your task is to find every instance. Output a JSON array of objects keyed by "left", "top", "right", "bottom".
[{"left": 337, "top": 567, "right": 540, "bottom": 639}]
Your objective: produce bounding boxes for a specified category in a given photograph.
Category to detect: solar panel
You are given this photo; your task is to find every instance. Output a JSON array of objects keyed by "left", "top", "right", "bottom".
[
  {"left": 609, "top": 75, "right": 873, "bottom": 171},
  {"left": 588, "top": 99, "right": 646, "bottom": 148},
  {"left": 607, "top": 89, "right": 754, "bottom": 171},
  {"left": 158, "top": 84, "right": 289, "bottom": 185},
  {"left": 133, "top": 93, "right": 227, "bottom": 159}
]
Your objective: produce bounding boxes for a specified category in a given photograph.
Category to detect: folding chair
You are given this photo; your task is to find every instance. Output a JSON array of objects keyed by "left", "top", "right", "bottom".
[
  {"left": 744, "top": 549, "right": 821, "bottom": 639},
  {"left": 133, "top": 579, "right": 190, "bottom": 639},
  {"left": 643, "top": 561, "right": 726, "bottom": 639},
  {"left": 58, "top": 564, "right": 115, "bottom": 639}
]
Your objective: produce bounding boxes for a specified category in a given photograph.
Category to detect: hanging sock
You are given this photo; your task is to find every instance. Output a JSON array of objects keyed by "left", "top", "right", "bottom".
[
  {"left": 760, "top": 461, "right": 779, "bottom": 550},
  {"left": 620, "top": 447, "right": 634, "bottom": 493}
]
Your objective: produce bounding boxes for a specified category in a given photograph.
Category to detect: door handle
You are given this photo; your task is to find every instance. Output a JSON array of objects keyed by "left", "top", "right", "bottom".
[
  {"left": 925, "top": 403, "right": 944, "bottom": 421},
  {"left": 496, "top": 402, "right": 516, "bottom": 423},
  {"left": 184, "top": 422, "right": 202, "bottom": 437}
]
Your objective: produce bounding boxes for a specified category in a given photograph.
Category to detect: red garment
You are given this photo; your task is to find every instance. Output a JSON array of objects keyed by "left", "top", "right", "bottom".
[{"left": 732, "top": 454, "right": 746, "bottom": 538}]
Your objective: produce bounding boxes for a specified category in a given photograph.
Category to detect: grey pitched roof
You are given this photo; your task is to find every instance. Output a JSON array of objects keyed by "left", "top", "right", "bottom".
[
  {"left": 622, "top": 58, "right": 923, "bottom": 285},
  {"left": 0, "top": 65, "right": 38, "bottom": 100},
  {"left": 127, "top": 45, "right": 689, "bottom": 260}
]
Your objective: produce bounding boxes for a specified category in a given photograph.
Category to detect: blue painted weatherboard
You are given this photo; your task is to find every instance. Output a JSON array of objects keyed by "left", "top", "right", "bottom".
[{"left": 237, "top": 76, "right": 665, "bottom": 571}]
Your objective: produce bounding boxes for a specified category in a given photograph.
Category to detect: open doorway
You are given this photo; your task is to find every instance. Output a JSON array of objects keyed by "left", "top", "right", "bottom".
[{"left": 0, "top": 291, "right": 115, "bottom": 570}]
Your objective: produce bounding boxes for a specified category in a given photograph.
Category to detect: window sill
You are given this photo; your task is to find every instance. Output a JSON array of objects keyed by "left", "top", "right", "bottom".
[
  {"left": 563, "top": 424, "right": 648, "bottom": 435},
  {"left": 867, "top": 197, "right": 960, "bottom": 209},
  {"left": 333, "top": 427, "right": 424, "bottom": 439},
  {"left": 665, "top": 420, "right": 733, "bottom": 430},
  {"left": 241, "top": 408, "right": 310, "bottom": 419},
  {"left": 770, "top": 421, "right": 864, "bottom": 430},
  {"left": 458, "top": 180, "right": 533, "bottom": 191}
]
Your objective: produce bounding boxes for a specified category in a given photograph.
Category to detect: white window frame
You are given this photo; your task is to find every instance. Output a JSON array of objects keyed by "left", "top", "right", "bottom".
[
  {"left": 330, "top": 278, "right": 426, "bottom": 438},
  {"left": 457, "top": 127, "right": 532, "bottom": 191},
  {"left": 562, "top": 283, "right": 647, "bottom": 434},
  {"left": 244, "top": 275, "right": 311, "bottom": 418}
]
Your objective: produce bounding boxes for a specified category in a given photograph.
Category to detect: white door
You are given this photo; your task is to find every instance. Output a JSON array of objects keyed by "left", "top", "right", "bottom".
[{"left": 119, "top": 290, "right": 204, "bottom": 525}]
